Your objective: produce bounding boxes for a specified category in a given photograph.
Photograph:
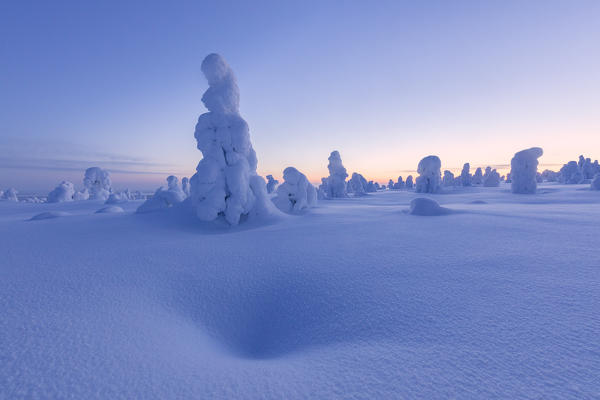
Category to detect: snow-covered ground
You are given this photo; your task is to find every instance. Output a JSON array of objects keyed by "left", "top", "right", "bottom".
[{"left": 1, "top": 183, "right": 599, "bottom": 399}]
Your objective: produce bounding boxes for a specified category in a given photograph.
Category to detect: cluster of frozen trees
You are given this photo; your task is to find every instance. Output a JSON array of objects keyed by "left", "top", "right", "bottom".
[
  {"left": 557, "top": 155, "right": 600, "bottom": 185},
  {"left": 388, "top": 175, "right": 413, "bottom": 190},
  {"left": 0, "top": 188, "right": 18, "bottom": 202}
]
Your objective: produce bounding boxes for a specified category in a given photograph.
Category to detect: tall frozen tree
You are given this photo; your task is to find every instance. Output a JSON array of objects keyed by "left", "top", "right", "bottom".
[
  {"left": 510, "top": 147, "right": 543, "bottom": 194},
  {"left": 188, "top": 53, "right": 273, "bottom": 225},
  {"left": 84, "top": 167, "right": 112, "bottom": 201},
  {"left": 324, "top": 150, "right": 348, "bottom": 198},
  {"left": 460, "top": 163, "right": 471, "bottom": 186},
  {"left": 415, "top": 155, "right": 442, "bottom": 193},
  {"left": 442, "top": 170, "right": 455, "bottom": 186}
]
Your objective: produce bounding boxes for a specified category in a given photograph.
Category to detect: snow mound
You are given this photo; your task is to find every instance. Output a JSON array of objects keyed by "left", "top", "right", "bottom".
[
  {"left": 510, "top": 147, "right": 543, "bottom": 194},
  {"left": 47, "top": 181, "right": 75, "bottom": 203},
  {"left": 272, "top": 167, "right": 317, "bottom": 214},
  {"left": 415, "top": 155, "right": 441, "bottom": 194},
  {"left": 84, "top": 167, "right": 112, "bottom": 201},
  {"left": 95, "top": 206, "right": 125, "bottom": 214},
  {"left": 408, "top": 197, "right": 451, "bottom": 216},
  {"left": 189, "top": 53, "right": 274, "bottom": 225},
  {"left": 470, "top": 200, "right": 488, "bottom": 204},
  {"left": 30, "top": 211, "right": 71, "bottom": 220}
]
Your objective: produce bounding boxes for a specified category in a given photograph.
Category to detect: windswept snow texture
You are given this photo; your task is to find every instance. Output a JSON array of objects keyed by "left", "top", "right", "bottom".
[
  {"left": 415, "top": 155, "right": 441, "bottom": 194},
  {"left": 189, "top": 54, "right": 272, "bottom": 225},
  {"left": 84, "top": 167, "right": 112, "bottom": 201},
  {"left": 511, "top": 147, "right": 543, "bottom": 194},
  {"left": 2, "top": 184, "right": 600, "bottom": 399},
  {"left": 272, "top": 167, "right": 316, "bottom": 214}
]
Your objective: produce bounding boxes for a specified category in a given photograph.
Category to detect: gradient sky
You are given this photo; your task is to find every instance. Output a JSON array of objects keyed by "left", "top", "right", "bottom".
[{"left": 1, "top": 0, "right": 599, "bottom": 192}]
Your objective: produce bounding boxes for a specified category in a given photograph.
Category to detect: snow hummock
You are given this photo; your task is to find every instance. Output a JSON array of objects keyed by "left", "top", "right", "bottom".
[
  {"left": 188, "top": 53, "right": 273, "bottom": 225},
  {"left": 96, "top": 206, "right": 125, "bottom": 214},
  {"left": 510, "top": 147, "right": 543, "bottom": 194},
  {"left": 415, "top": 155, "right": 441, "bottom": 194},
  {"left": 272, "top": 167, "right": 317, "bottom": 214},
  {"left": 47, "top": 181, "right": 75, "bottom": 203},
  {"left": 323, "top": 151, "right": 348, "bottom": 198},
  {"left": 137, "top": 176, "right": 187, "bottom": 213},
  {"left": 408, "top": 197, "right": 451, "bottom": 216},
  {"left": 29, "top": 211, "right": 71, "bottom": 220},
  {"left": 84, "top": 167, "right": 112, "bottom": 201}
]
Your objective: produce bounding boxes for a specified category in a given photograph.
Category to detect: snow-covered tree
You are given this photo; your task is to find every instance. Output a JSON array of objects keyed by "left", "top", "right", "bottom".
[
  {"left": 272, "top": 167, "right": 317, "bottom": 213},
  {"left": 47, "top": 181, "right": 75, "bottom": 203},
  {"left": 348, "top": 172, "right": 368, "bottom": 196},
  {"left": 84, "top": 167, "right": 112, "bottom": 201},
  {"left": 181, "top": 177, "right": 190, "bottom": 197},
  {"left": 460, "top": 163, "right": 471, "bottom": 186},
  {"left": 472, "top": 167, "right": 483, "bottom": 185},
  {"left": 559, "top": 161, "right": 583, "bottom": 184},
  {"left": 443, "top": 170, "right": 455, "bottom": 186},
  {"left": 591, "top": 174, "right": 600, "bottom": 190},
  {"left": 541, "top": 169, "right": 559, "bottom": 182},
  {"left": 405, "top": 175, "right": 414, "bottom": 189},
  {"left": 106, "top": 189, "right": 138, "bottom": 204},
  {"left": 188, "top": 53, "right": 273, "bottom": 225},
  {"left": 137, "top": 176, "right": 187, "bottom": 213},
  {"left": 483, "top": 168, "right": 500, "bottom": 187},
  {"left": 324, "top": 150, "right": 348, "bottom": 198},
  {"left": 366, "top": 181, "right": 378, "bottom": 192},
  {"left": 73, "top": 189, "right": 90, "bottom": 201},
  {"left": 415, "top": 155, "right": 441, "bottom": 194},
  {"left": 510, "top": 147, "right": 543, "bottom": 194},
  {"left": 393, "top": 176, "right": 404, "bottom": 190},
  {"left": 1, "top": 188, "right": 18, "bottom": 202},
  {"left": 266, "top": 175, "right": 278, "bottom": 194},
  {"left": 387, "top": 179, "right": 394, "bottom": 190}
]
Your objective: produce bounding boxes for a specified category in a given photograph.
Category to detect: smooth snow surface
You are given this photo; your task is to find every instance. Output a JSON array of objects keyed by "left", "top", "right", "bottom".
[{"left": 2, "top": 184, "right": 600, "bottom": 399}]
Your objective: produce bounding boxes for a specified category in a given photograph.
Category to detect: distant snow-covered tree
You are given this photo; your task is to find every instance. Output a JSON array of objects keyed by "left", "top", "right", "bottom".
[
  {"left": 393, "top": 176, "right": 405, "bottom": 190},
  {"left": 443, "top": 170, "right": 455, "bottom": 186},
  {"left": 188, "top": 54, "right": 273, "bottom": 225},
  {"left": 348, "top": 173, "right": 368, "bottom": 196},
  {"left": 272, "top": 167, "right": 317, "bottom": 213},
  {"left": 472, "top": 167, "right": 483, "bottom": 185},
  {"left": 47, "top": 181, "right": 75, "bottom": 203},
  {"left": 84, "top": 167, "right": 112, "bottom": 201},
  {"left": 181, "top": 177, "right": 190, "bottom": 197},
  {"left": 405, "top": 175, "right": 414, "bottom": 189},
  {"left": 366, "top": 181, "right": 378, "bottom": 192},
  {"left": 387, "top": 179, "right": 394, "bottom": 190},
  {"left": 559, "top": 161, "right": 583, "bottom": 184},
  {"left": 483, "top": 168, "right": 500, "bottom": 187},
  {"left": 415, "top": 155, "right": 442, "bottom": 194},
  {"left": 510, "top": 147, "right": 543, "bottom": 194},
  {"left": 460, "top": 163, "right": 471, "bottom": 186},
  {"left": 1, "top": 188, "right": 18, "bottom": 202},
  {"left": 324, "top": 150, "right": 348, "bottom": 198},
  {"left": 541, "top": 169, "right": 559, "bottom": 182},
  {"left": 266, "top": 175, "right": 278, "bottom": 194}
]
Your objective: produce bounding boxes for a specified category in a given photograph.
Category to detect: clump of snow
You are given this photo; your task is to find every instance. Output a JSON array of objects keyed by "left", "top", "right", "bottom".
[
  {"left": 73, "top": 189, "right": 90, "bottom": 201},
  {"left": 405, "top": 175, "right": 414, "bottom": 189},
  {"left": 272, "top": 167, "right": 317, "bottom": 213},
  {"left": 348, "top": 173, "right": 367, "bottom": 196},
  {"left": 1, "top": 188, "right": 18, "bottom": 202},
  {"left": 408, "top": 197, "right": 451, "bottom": 216},
  {"left": 415, "top": 155, "right": 441, "bottom": 194},
  {"left": 188, "top": 54, "right": 273, "bottom": 225},
  {"left": 443, "top": 170, "right": 455, "bottom": 187},
  {"left": 47, "top": 181, "right": 75, "bottom": 203},
  {"left": 95, "top": 206, "right": 125, "bottom": 214},
  {"left": 591, "top": 174, "right": 600, "bottom": 190},
  {"left": 323, "top": 151, "right": 348, "bottom": 198},
  {"left": 510, "top": 147, "right": 543, "bottom": 194},
  {"left": 84, "top": 167, "right": 112, "bottom": 201},
  {"left": 266, "top": 175, "right": 278, "bottom": 194},
  {"left": 30, "top": 211, "right": 71, "bottom": 220},
  {"left": 137, "top": 176, "right": 187, "bottom": 213},
  {"left": 460, "top": 163, "right": 471, "bottom": 186},
  {"left": 483, "top": 167, "right": 500, "bottom": 187}
]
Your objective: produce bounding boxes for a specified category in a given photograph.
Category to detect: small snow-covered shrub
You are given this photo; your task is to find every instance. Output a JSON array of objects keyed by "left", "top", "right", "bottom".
[
  {"left": 266, "top": 175, "right": 278, "bottom": 194},
  {"left": 84, "top": 167, "right": 112, "bottom": 201},
  {"left": 189, "top": 54, "right": 273, "bottom": 225},
  {"left": 460, "top": 163, "right": 471, "bottom": 186},
  {"left": 443, "top": 170, "right": 455, "bottom": 187},
  {"left": 137, "top": 176, "right": 187, "bottom": 213},
  {"left": 47, "top": 181, "right": 75, "bottom": 203},
  {"left": 96, "top": 206, "right": 124, "bottom": 214},
  {"left": 591, "top": 174, "right": 600, "bottom": 190},
  {"left": 323, "top": 151, "right": 348, "bottom": 198},
  {"left": 510, "top": 147, "right": 543, "bottom": 194},
  {"left": 415, "top": 155, "right": 441, "bottom": 194},
  {"left": 1, "top": 188, "right": 18, "bottom": 202},
  {"left": 272, "top": 167, "right": 316, "bottom": 213}
]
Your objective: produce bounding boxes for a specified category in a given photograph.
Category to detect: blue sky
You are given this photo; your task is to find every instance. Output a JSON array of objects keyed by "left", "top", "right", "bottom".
[{"left": 1, "top": 0, "right": 599, "bottom": 192}]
